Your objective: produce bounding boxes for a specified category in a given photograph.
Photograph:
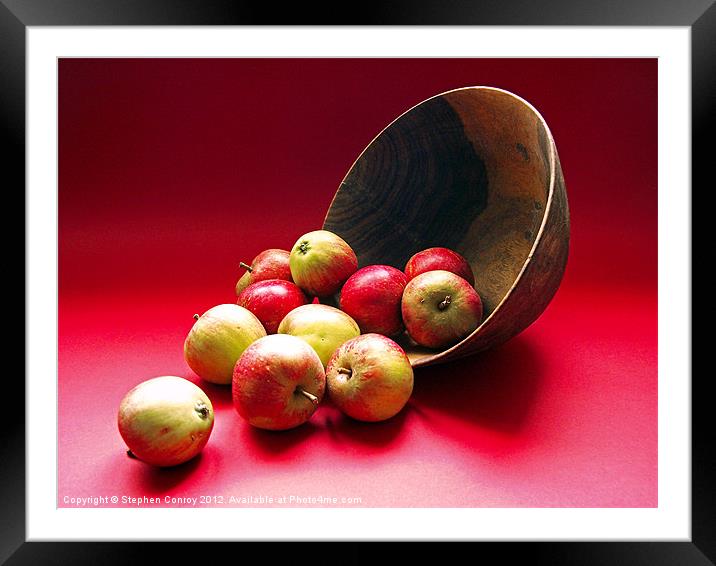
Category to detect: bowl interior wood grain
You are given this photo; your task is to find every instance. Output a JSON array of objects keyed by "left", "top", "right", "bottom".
[{"left": 323, "top": 87, "right": 570, "bottom": 366}]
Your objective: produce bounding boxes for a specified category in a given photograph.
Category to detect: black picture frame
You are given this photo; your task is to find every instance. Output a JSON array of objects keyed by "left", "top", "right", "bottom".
[{"left": 5, "top": 1, "right": 708, "bottom": 563}]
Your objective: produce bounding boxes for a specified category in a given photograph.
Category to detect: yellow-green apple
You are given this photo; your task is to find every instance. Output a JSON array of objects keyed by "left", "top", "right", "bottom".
[
  {"left": 339, "top": 265, "right": 408, "bottom": 336},
  {"left": 289, "top": 230, "right": 358, "bottom": 297},
  {"left": 326, "top": 334, "right": 413, "bottom": 422},
  {"left": 401, "top": 270, "right": 483, "bottom": 348},
  {"left": 237, "top": 279, "right": 309, "bottom": 334},
  {"left": 235, "top": 248, "right": 292, "bottom": 296},
  {"left": 184, "top": 304, "right": 266, "bottom": 384},
  {"left": 404, "top": 247, "right": 475, "bottom": 286},
  {"left": 118, "top": 376, "right": 214, "bottom": 467},
  {"left": 232, "top": 334, "right": 325, "bottom": 430},
  {"left": 277, "top": 303, "right": 360, "bottom": 367}
]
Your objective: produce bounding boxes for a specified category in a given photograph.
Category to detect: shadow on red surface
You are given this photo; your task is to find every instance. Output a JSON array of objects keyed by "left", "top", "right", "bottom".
[
  {"left": 323, "top": 405, "right": 410, "bottom": 448},
  {"left": 244, "top": 420, "right": 321, "bottom": 456},
  {"left": 411, "top": 334, "right": 542, "bottom": 435},
  {"left": 125, "top": 450, "right": 206, "bottom": 494}
]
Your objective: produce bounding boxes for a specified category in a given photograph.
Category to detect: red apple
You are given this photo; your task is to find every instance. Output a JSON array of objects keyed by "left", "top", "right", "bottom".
[
  {"left": 235, "top": 248, "right": 292, "bottom": 296},
  {"left": 404, "top": 247, "right": 475, "bottom": 286},
  {"left": 289, "top": 230, "right": 358, "bottom": 297},
  {"left": 184, "top": 304, "right": 267, "bottom": 384},
  {"left": 326, "top": 334, "right": 413, "bottom": 422},
  {"left": 232, "top": 334, "right": 326, "bottom": 430},
  {"left": 401, "top": 270, "right": 483, "bottom": 349},
  {"left": 237, "top": 279, "right": 309, "bottom": 334},
  {"left": 118, "top": 376, "right": 214, "bottom": 467},
  {"left": 339, "top": 265, "right": 408, "bottom": 337}
]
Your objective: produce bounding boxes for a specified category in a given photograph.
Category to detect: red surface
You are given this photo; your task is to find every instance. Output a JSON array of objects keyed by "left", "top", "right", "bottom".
[{"left": 58, "top": 58, "right": 657, "bottom": 507}]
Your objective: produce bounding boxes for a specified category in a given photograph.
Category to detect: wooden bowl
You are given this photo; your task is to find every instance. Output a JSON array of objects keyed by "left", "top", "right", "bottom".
[{"left": 323, "top": 86, "right": 570, "bottom": 367}]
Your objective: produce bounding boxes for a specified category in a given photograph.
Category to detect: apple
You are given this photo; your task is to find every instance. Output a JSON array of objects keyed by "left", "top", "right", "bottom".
[
  {"left": 118, "top": 376, "right": 214, "bottom": 467},
  {"left": 184, "top": 304, "right": 266, "bottom": 384},
  {"left": 235, "top": 248, "right": 292, "bottom": 296},
  {"left": 237, "top": 279, "right": 309, "bottom": 334},
  {"left": 232, "top": 334, "right": 325, "bottom": 430},
  {"left": 339, "top": 265, "right": 408, "bottom": 336},
  {"left": 401, "top": 270, "right": 483, "bottom": 349},
  {"left": 289, "top": 230, "right": 358, "bottom": 297},
  {"left": 404, "top": 247, "right": 475, "bottom": 287},
  {"left": 277, "top": 303, "right": 360, "bottom": 367},
  {"left": 326, "top": 334, "right": 413, "bottom": 422}
]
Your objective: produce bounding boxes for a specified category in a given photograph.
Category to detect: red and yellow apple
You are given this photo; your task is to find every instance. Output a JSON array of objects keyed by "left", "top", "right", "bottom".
[
  {"left": 326, "top": 334, "right": 413, "bottom": 422},
  {"left": 289, "top": 230, "right": 358, "bottom": 297},
  {"left": 401, "top": 270, "right": 483, "bottom": 348},
  {"left": 118, "top": 376, "right": 214, "bottom": 467},
  {"left": 232, "top": 334, "right": 325, "bottom": 430},
  {"left": 184, "top": 304, "right": 266, "bottom": 384},
  {"left": 235, "top": 248, "right": 292, "bottom": 296},
  {"left": 339, "top": 265, "right": 408, "bottom": 336}
]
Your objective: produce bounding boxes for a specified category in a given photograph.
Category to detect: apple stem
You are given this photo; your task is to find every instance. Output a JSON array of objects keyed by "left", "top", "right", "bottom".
[
  {"left": 295, "top": 386, "right": 319, "bottom": 406},
  {"left": 438, "top": 295, "right": 452, "bottom": 311},
  {"left": 337, "top": 367, "right": 353, "bottom": 379},
  {"left": 239, "top": 261, "right": 253, "bottom": 273},
  {"left": 193, "top": 313, "right": 200, "bottom": 321},
  {"left": 126, "top": 450, "right": 137, "bottom": 459}
]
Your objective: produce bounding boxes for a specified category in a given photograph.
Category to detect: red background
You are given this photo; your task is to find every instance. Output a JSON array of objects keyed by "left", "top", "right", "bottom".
[{"left": 58, "top": 58, "right": 657, "bottom": 507}]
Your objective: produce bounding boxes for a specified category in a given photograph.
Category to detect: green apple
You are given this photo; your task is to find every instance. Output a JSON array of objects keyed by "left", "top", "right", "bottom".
[
  {"left": 118, "top": 376, "right": 214, "bottom": 467},
  {"left": 326, "top": 334, "right": 414, "bottom": 422},
  {"left": 184, "top": 304, "right": 267, "bottom": 384},
  {"left": 289, "top": 230, "right": 358, "bottom": 297},
  {"left": 277, "top": 303, "right": 360, "bottom": 367}
]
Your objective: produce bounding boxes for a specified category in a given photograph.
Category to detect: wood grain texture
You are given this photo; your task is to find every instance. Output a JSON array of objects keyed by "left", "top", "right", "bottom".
[{"left": 323, "top": 87, "right": 570, "bottom": 366}]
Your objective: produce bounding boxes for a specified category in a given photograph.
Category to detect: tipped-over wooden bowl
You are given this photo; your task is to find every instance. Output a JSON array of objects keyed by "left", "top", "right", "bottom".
[{"left": 323, "top": 86, "right": 570, "bottom": 367}]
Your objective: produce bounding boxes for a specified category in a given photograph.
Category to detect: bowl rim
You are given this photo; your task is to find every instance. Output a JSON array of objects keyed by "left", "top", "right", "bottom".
[{"left": 322, "top": 86, "right": 560, "bottom": 365}]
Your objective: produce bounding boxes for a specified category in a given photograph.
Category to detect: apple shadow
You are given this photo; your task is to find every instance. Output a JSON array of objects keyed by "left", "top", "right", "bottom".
[
  {"left": 243, "top": 420, "right": 319, "bottom": 456},
  {"left": 322, "top": 400, "right": 410, "bottom": 449},
  {"left": 128, "top": 449, "right": 206, "bottom": 494},
  {"left": 411, "top": 335, "right": 543, "bottom": 436}
]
